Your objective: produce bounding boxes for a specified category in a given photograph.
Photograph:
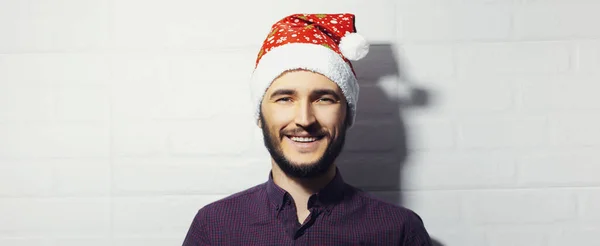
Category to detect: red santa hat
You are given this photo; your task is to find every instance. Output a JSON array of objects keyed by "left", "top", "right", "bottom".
[{"left": 250, "top": 13, "right": 369, "bottom": 127}]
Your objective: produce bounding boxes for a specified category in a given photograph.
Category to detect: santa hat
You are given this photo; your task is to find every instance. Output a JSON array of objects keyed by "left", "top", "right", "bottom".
[{"left": 250, "top": 13, "right": 369, "bottom": 127}]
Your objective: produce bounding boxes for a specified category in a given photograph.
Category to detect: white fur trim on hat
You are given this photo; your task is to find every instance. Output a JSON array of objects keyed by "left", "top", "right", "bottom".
[{"left": 250, "top": 43, "right": 359, "bottom": 126}]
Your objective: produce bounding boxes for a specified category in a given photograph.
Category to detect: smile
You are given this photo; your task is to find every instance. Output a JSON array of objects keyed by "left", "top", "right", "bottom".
[
  {"left": 289, "top": 136, "right": 321, "bottom": 142},
  {"left": 284, "top": 135, "right": 325, "bottom": 153}
]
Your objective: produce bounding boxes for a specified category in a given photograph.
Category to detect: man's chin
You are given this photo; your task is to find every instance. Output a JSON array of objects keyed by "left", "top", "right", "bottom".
[
  {"left": 280, "top": 154, "right": 321, "bottom": 167},
  {"left": 286, "top": 161, "right": 320, "bottom": 169},
  {"left": 274, "top": 154, "right": 332, "bottom": 179}
]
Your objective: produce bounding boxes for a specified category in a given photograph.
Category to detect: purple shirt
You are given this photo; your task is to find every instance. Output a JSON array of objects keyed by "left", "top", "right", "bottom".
[{"left": 183, "top": 169, "right": 432, "bottom": 245}]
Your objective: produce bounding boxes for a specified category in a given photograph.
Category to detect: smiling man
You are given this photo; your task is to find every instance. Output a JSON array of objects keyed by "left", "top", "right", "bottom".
[{"left": 183, "top": 13, "right": 432, "bottom": 245}]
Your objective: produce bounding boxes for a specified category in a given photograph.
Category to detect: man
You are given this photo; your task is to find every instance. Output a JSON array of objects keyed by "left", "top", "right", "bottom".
[{"left": 183, "top": 13, "right": 432, "bottom": 245}]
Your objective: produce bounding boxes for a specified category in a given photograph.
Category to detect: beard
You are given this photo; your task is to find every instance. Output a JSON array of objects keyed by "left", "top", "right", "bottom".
[{"left": 259, "top": 112, "right": 347, "bottom": 179}]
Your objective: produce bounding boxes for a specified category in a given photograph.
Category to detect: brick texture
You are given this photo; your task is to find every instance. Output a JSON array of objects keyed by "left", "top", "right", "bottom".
[{"left": 1, "top": 0, "right": 599, "bottom": 245}]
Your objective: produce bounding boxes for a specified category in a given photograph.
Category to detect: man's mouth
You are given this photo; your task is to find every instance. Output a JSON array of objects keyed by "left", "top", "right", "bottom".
[
  {"left": 288, "top": 136, "right": 323, "bottom": 142},
  {"left": 283, "top": 134, "right": 326, "bottom": 153}
]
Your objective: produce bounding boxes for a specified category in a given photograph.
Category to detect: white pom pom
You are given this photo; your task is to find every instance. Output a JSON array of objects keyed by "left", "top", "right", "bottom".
[{"left": 339, "top": 32, "right": 369, "bottom": 61}]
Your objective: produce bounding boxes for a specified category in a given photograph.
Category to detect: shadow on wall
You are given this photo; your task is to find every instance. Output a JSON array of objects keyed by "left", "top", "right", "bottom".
[{"left": 336, "top": 44, "right": 443, "bottom": 246}]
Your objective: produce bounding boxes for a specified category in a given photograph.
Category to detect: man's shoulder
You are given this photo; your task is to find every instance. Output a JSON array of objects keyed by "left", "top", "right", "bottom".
[
  {"left": 345, "top": 187, "right": 433, "bottom": 244},
  {"left": 183, "top": 183, "right": 269, "bottom": 245},
  {"left": 350, "top": 187, "right": 428, "bottom": 228},
  {"left": 198, "top": 182, "right": 267, "bottom": 215}
]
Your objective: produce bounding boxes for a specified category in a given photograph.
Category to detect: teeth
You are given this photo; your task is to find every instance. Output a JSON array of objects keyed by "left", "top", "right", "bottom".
[{"left": 290, "top": 136, "right": 318, "bottom": 142}]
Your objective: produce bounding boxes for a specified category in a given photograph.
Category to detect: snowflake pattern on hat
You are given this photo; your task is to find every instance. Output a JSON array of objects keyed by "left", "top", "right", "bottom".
[{"left": 255, "top": 13, "right": 357, "bottom": 68}]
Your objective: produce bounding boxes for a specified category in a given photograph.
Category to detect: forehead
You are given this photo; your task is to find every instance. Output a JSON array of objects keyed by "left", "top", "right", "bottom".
[{"left": 268, "top": 70, "right": 341, "bottom": 93}]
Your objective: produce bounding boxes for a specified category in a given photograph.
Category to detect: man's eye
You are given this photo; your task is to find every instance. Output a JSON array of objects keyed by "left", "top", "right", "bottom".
[
  {"left": 276, "top": 97, "right": 292, "bottom": 102},
  {"left": 317, "top": 97, "right": 335, "bottom": 103}
]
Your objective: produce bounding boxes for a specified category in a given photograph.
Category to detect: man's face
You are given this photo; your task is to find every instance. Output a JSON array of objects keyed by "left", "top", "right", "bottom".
[{"left": 259, "top": 70, "right": 349, "bottom": 179}]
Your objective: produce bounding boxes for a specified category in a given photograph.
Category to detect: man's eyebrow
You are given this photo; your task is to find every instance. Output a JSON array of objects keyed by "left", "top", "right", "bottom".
[
  {"left": 269, "top": 89, "right": 296, "bottom": 99},
  {"left": 312, "top": 89, "right": 341, "bottom": 99}
]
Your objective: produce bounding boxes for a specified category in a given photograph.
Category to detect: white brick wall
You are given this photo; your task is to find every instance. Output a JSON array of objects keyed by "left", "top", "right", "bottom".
[{"left": 1, "top": 0, "right": 599, "bottom": 245}]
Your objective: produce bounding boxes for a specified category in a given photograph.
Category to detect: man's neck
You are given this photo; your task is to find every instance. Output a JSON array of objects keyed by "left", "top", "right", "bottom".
[{"left": 271, "top": 161, "right": 336, "bottom": 219}]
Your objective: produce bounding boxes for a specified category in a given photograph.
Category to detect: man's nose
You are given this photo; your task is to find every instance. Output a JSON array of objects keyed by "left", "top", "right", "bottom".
[{"left": 294, "top": 100, "right": 316, "bottom": 127}]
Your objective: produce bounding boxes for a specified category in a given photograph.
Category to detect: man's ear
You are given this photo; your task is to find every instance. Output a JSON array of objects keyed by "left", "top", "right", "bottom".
[
  {"left": 344, "top": 103, "right": 352, "bottom": 127},
  {"left": 257, "top": 107, "right": 264, "bottom": 129}
]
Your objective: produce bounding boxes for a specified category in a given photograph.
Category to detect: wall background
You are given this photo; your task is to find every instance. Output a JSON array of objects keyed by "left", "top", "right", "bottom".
[{"left": 1, "top": 0, "right": 600, "bottom": 245}]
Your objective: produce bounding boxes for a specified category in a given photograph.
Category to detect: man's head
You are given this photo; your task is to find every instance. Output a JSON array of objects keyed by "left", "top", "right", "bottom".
[
  {"left": 249, "top": 13, "right": 369, "bottom": 178},
  {"left": 258, "top": 70, "right": 350, "bottom": 178}
]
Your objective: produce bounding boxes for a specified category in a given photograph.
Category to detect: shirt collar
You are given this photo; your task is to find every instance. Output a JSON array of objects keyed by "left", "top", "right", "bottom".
[{"left": 266, "top": 168, "right": 347, "bottom": 211}]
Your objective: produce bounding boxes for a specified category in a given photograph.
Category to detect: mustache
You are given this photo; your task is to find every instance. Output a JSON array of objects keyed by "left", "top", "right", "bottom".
[{"left": 281, "top": 128, "right": 327, "bottom": 137}]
